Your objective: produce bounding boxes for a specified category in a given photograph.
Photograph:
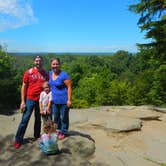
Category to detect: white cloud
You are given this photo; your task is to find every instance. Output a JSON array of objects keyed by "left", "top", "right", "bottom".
[{"left": 0, "top": 0, "right": 37, "bottom": 31}]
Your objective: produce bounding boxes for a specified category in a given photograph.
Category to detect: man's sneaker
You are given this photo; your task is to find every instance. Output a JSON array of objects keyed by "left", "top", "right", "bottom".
[
  {"left": 13, "top": 142, "right": 21, "bottom": 149},
  {"left": 58, "top": 133, "right": 65, "bottom": 139}
]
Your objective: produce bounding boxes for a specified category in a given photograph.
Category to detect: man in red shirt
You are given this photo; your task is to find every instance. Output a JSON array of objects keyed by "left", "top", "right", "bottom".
[{"left": 14, "top": 56, "right": 49, "bottom": 149}]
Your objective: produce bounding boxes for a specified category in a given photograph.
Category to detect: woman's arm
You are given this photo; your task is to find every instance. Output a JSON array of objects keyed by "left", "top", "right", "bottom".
[{"left": 64, "top": 79, "right": 72, "bottom": 107}]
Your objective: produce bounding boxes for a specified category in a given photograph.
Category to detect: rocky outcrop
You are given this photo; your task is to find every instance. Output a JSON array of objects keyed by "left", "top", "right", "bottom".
[
  {"left": 70, "top": 105, "right": 161, "bottom": 132},
  {"left": 0, "top": 105, "right": 166, "bottom": 166},
  {"left": 59, "top": 135, "right": 95, "bottom": 157},
  {"left": 114, "top": 108, "right": 161, "bottom": 120},
  {"left": 0, "top": 134, "right": 95, "bottom": 166},
  {"left": 105, "top": 116, "right": 142, "bottom": 132},
  {"left": 153, "top": 107, "right": 166, "bottom": 113}
]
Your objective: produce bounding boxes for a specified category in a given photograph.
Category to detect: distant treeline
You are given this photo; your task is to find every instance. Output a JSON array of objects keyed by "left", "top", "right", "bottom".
[
  {"left": 0, "top": 49, "right": 165, "bottom": 111},
  {"left": 8, "top": 52, "right": 114, "bottom": 56}
]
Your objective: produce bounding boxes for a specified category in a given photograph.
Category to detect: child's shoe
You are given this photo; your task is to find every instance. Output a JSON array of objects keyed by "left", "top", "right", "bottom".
[
  {"left": 58, "top": 133, "right": 65, "bottom": 139},
  {"left": 55, "top": 130, "right": 60, "bottom": 135},
  {"left": 13, "top": 142, "right": 21, "bottom": 149}
]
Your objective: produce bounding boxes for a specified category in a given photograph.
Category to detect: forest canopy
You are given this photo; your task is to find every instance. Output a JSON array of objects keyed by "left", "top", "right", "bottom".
[{"left": 0, "top": 50, "right": 165, "bottom": 112}]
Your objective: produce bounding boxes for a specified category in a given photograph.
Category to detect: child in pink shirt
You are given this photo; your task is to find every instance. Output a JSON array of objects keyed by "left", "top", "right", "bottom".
[{"left": 38, "top": 120, "right": 59, "bottom": 155}]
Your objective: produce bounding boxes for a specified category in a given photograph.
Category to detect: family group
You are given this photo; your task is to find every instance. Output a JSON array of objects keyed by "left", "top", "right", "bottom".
[{"left": 13, "top": 55, "right": 72, "bottom": 155}]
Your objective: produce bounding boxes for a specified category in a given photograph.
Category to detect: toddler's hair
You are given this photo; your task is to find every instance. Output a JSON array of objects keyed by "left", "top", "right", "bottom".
[{"left": 43, "top": 120, "right": 57, "bottom": 134}]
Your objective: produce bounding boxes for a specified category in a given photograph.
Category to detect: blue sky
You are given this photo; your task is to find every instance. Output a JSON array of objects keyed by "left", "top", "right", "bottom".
[{"left": 0, "top": 0, "right": 148, "bottom": 53}]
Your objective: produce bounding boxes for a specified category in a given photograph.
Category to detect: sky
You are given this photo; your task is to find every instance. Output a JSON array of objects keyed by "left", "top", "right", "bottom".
[{"left": 0, "top": 0, "right": 148, "bottom": 53}]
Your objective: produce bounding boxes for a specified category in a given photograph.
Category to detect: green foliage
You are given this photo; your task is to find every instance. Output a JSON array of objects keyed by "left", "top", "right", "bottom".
[
  {"left": 1, "top": 49, "right": 165, "bottom": 110},
  {"left": 74, "top": 73, "right": 99, "bottom": 105},
  {"left": 128, "top": 0, "right": 166, "bottom": 106},
  {"left": 127, "top": 78, "right": 151, "bottom": 105},
  {"left": 149, "top": 64, "right": 166, "bottom": 105},
  {"left": 144, "top": 156, "right": 166, "bottom": 166},
  {"left": 129, "top": 0, "right": 166, "bottom": 62},
  {"left": 72, "top": 97, "right": 89, "bottom": 108},
  {"left": 0, "top": 49, "right": 20, "bottom": 109},
  {"left": 128, "top": 0, "right": 166, "bottom": 29},
  {"left": 108, "top": 80, "right": 130, "bottom": 105}
]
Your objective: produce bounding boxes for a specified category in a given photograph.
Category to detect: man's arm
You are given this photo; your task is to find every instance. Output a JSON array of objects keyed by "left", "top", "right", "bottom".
[{"left": 20, "top": 82, "right": 27, "bottom": 111}]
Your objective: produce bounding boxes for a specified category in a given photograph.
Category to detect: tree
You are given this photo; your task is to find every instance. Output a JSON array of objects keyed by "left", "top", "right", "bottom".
[
  {"left": 0, "top": 46, "right": 20, "bottom": 111},
  {"left": 129, "top": 0, "right": 166, "bottom": 61},
  {"left": 129, "top": 0, "right": 166, "bottom": 106},
  {"left": 108, "top": 80, "right": 131, "bottom": 105},
  {"left": 110, "top": 50, "right": 133, "bottom": 75}
]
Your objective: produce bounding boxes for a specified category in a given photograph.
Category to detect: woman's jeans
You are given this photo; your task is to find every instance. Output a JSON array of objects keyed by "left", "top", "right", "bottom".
[
  {"left": 15, "top": 99, "right": 41, "bottom": 143},
  {"left": 52, "top": 104, "right": 69, "bottom": 135}
]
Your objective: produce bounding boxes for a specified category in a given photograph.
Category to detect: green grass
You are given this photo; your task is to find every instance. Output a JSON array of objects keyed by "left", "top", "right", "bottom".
[
  {"left": 144, "top": 157, "right": 166, "bottom": 166},
  {"left": 160, "top": 103, "right": 166, "bottom": 108}
]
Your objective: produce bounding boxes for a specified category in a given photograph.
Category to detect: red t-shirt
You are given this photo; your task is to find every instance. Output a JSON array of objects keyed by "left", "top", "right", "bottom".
[{"left": 23, "top": 68, "right": 49, "bottom": 101}]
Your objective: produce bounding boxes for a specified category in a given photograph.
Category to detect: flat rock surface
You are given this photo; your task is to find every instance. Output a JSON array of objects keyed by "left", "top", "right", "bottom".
[{"left": 0, "top": 105, "right": 166, "bottom": 166}]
